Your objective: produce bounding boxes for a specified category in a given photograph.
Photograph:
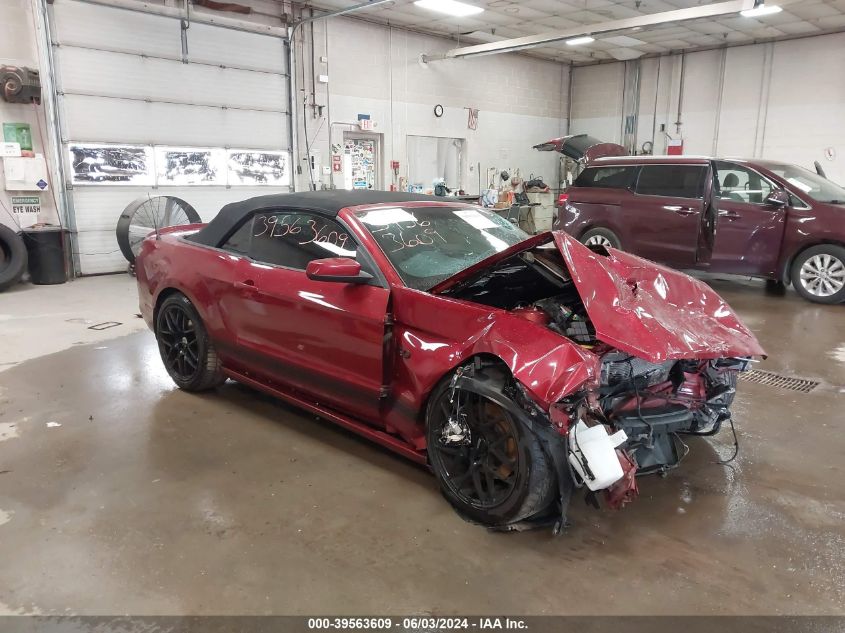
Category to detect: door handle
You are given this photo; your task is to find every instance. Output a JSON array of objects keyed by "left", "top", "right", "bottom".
[
  {"left": 719, "top": 210, "right": 741, "bottom": 221},
  {"left": 234, "top": 279, "right": 257, "bottom": 292},
  {"left": 664, "top": 205, "right": 697, "bottom": 216}
]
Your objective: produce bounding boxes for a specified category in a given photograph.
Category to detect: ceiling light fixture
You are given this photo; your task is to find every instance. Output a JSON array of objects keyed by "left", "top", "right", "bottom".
[
  {"left": 740, "top": 2, "right": 782, "bottom": 17},
  {"left": 565, "top": 36, "right": 595, "bottom": 45},
  {"left": 413, "top": 0, "right": 484, "bottom": 17}
]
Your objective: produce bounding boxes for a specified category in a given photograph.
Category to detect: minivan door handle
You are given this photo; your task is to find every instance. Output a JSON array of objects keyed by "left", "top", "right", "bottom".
[
  {"left": 664, "top": 205, "right": 698, "bottom": 216},
  {"left": 719, "top": 210, "right": 741, "bottom": 221}
]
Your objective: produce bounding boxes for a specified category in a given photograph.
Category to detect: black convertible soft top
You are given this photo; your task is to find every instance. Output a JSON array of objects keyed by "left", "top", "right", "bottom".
[{"left": 189, "top": 190, "right": 442, "bottom": 247}]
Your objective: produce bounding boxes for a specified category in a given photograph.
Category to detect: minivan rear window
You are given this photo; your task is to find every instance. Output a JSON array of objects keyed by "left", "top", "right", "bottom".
[
  {"left": 573, "top": 166, "right": 637, "bottom": 189},
  {"left": 635, "top": 165, "right": 706, "bottom": 199}
]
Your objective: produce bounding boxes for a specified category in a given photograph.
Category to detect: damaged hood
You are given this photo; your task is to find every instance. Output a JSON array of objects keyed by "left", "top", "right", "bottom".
[
  {"left": 432, "top": 232, "right": 765, "bottom": 363},
  {"left": 553, "top": 232, "right": 766, "bottom": 362}
]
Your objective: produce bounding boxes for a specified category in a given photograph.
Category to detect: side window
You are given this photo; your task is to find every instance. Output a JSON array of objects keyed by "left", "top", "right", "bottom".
[
  {"left": 249, "top": 212, "right": 357, "bottom": 270},
  {"left": 788, "top": 193, "right": 809, "bottom": 209},
  {"left": 220, "top": 218, "right": 253, "bottom": 256},
  {"left": 573, "top": 166, "right": 637, "bottom": 189},
  {"left": 715, "top": 161, "right": 774, "bottom": 204},
  {"left": 635, "top": 165, "right": 707, "bottom": 199}
]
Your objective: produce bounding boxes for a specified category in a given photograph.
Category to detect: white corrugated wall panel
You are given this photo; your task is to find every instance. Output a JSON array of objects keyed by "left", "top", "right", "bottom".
[
  {"left": 62, "top": 96, "right": 288, "bottom": 148},
  {"left": 58, "top": 47, "right": 287, "bottom": 113},
  {"left": 49, "top": 0, "right": 291, "bottom": 275},
  {"left": 52, "top": 1, "right": 285, "bottom": 73}
]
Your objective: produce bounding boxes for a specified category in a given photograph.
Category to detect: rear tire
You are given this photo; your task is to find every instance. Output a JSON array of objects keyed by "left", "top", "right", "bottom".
[
  {"left": 580, "top": 227, "right": 621, "bottom": 250},
  {"left": 790, "top": 245, "right": 845, "bottom": 304},
  {"left": 155, "top": 293, "right": 226, "bottom": 391},
  {"left": 425, "top": 370, "right": 556, "bottom": 527},
  {"left": 0, "top": 224, "right": 27, "bottom": 292}
]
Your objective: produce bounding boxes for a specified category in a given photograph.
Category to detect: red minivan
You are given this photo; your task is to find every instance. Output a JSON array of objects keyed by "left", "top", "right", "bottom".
[{"left": 553, "top": 154, "right": 845, "bottom": 304}]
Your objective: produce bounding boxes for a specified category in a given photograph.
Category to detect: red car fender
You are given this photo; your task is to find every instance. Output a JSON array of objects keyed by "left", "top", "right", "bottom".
[
  {"left": 384, "top": 286, "right": 600, "bottom": 449},
  {"left": 137, "top": 232, "right": 223, "bottom": 335}
]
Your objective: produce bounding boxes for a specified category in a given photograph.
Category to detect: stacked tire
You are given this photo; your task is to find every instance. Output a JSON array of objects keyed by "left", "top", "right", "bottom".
[{"left": 0, "top": 224, "right": 27, "bottom": 292}]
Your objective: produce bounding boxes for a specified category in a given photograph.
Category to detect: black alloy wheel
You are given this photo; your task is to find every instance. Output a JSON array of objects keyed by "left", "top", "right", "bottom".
[
  {"left": 426, "top": 371, "right": 556, "bottom": 527},
  {"left": 428, "top": 389, "right": 520, "bottom": 510},
  {"left": 158, "top": 302, "right": 200, "bottom": 381},
  {"left": 154, "top": 293, "right": 226, "bottom": 391}
]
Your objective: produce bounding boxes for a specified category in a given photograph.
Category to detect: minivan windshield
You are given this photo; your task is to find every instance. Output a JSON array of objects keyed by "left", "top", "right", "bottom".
[
  {"left": 767, "top": 164, "right": 845, "bottom": 204},
  {"left": 355, "top": 206, "right": 528, "bottom": 290}
]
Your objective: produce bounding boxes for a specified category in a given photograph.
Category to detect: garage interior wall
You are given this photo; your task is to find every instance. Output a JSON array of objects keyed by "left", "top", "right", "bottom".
[
  {"left": 298, "top": 17, "right": 570, "bottom": 194},
  {"left": 0, "top": 0, "right": 61, "bottom": 232},
  {"left": 569, "top": 31, "right": 845, "bottom": 184}
]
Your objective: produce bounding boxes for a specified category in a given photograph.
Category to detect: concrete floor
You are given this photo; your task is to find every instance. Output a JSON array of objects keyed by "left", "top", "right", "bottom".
[{"left": 0, "top": 274, "right": 843, "bottom": 615}]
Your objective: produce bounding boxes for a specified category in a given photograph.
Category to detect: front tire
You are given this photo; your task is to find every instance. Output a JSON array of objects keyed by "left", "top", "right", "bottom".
[
  {"left": 580, "top": 227, "right": 621, "bottom": 250},
  {"left": 155, "top": 293, "right": 226, "bottom": 391},
  {"left": 790, "top": 245, "right": 845, "bottom": 304},
  {"left": 425, "top": 371, "right": 555, "bottom": 527}
]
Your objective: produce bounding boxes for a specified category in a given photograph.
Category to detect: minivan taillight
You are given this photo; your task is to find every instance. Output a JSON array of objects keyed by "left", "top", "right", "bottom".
[{"left": 556, "top": 193, "right": 569, "bottom": 207}]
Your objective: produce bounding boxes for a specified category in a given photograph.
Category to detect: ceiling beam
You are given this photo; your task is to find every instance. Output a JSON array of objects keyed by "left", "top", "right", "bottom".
[{"left": 421, "top": 0, "right": 758, "bottom": 61}]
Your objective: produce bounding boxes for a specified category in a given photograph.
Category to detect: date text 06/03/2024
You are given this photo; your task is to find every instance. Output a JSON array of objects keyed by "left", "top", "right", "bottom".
[{"left": 306, "top": 618, "right": 528, "bottom": 630}]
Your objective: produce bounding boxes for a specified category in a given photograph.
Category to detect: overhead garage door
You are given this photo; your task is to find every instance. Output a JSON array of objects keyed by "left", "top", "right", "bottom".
[{"left": 48, "top": 0, "right": 291, "bottom": 274}]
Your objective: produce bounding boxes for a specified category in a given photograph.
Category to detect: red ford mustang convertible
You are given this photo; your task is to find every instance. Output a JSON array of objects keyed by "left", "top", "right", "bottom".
[{"left": 136, "top": 191, "right": 764, "bottom": 530}]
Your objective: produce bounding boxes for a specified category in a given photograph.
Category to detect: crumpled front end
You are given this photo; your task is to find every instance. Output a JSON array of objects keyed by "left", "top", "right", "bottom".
[
  {"left": 436, "top": 231, "right": 764, "bottom": 531},
  {"left": 550, "top": 353, "right": 749, "bottom": 513}
]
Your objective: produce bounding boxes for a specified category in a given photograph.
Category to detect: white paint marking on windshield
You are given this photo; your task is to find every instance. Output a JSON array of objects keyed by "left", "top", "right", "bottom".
[
  {"left": 453, "top": 209, "right": 499, "bottom": 230},
  {"left": 359, "top": 208, "right": 418, "bottom": 226}
]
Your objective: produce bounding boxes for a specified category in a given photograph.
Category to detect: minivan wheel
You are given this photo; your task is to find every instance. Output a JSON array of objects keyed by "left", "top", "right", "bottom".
[
  {"left": 790, "top": 245, "right": 845, "bottom": 304},
  {"left": 580, "top": 227, "right": 621, "bottom": 250}
]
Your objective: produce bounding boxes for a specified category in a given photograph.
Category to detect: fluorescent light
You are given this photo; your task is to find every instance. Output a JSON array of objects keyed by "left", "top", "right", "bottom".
[
  {"left": 740, "top": 4, "right": 782, "bottom": 17},
  {"left": 414, "top": 0, "right": 483, "bottom": 17},
  {"left": 565, "top": 36, "right": 595, "bottom": 46}
]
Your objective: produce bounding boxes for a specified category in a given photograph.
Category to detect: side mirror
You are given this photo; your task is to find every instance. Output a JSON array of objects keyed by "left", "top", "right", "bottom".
[
  {"left": 306, "top": 257, "right": 373, "bottom": 284},
  {"left": 765, "top": 189, "right": 790, "bottom": 208}
]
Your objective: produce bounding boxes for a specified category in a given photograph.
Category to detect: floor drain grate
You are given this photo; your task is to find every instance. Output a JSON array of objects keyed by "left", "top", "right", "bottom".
[{"left": 740, "top": 369, "right": 820, "bottom": 393}]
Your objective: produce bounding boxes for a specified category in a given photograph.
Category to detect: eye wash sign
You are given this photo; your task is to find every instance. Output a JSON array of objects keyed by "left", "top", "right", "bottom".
[{"left": 11, "top": 195, "right": 40, "bottom": 228}]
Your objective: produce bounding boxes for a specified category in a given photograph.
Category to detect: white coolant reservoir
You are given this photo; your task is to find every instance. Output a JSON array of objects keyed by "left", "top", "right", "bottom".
[{"left": 568, "top": 420, "right": 628, "bottom": 491}]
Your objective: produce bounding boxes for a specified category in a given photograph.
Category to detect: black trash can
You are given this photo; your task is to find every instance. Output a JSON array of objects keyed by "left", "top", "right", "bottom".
[{"left": 22, "top": 226, "right": 69, "bottom": 285}]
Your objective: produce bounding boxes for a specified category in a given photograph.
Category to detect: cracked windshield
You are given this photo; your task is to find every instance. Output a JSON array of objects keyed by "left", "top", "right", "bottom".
[{"left": 355, "top": 206, "right": 528, "bottom": 290}]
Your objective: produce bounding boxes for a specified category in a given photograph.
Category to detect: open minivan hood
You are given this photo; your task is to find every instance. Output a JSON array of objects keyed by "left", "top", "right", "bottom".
[
  {"left": 432, "top": 232, "right": 765, "bottom": 363},
  {"left": 533, "top": 134, "right": 627, "bottom": 163}
]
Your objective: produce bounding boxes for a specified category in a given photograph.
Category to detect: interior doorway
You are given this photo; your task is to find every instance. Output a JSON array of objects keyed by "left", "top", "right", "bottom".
[{"left": 342, "top": 132, "right": 382, "bottom": 190}]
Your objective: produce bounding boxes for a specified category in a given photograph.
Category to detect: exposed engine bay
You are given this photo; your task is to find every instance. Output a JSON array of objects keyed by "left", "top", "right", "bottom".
[{"left": 441, "top": 243, "right": 750, "bottom": 521}]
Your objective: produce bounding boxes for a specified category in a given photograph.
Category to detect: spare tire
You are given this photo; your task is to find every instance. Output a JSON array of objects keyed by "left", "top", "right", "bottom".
[{"left": 0, "top": 223, "right": 27, "bottom": 292}]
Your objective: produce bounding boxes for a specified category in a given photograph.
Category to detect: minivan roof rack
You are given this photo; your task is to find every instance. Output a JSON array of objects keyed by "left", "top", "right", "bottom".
[{"left": 592, "top": 154, "right": 713, "bottom": 162}]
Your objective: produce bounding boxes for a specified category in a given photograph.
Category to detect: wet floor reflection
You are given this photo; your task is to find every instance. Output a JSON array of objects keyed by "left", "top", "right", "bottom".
[{"left": 0, "top": 275, "right": 844, "bottom": 614}]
